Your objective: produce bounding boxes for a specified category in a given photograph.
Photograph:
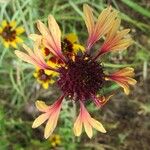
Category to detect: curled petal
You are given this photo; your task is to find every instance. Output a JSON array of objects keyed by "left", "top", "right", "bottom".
[
  {"left": 92, "top": 94, "right": 113, "bottom": 107},
  {"left": 125, "top": 77, "right": 137, "bottom": 85},
  {"left": 116, "top": 81, "right": 130, "bottom": 95},
  {"left": 107, "top": 67, "right": 137, "bottom": 95},
  {"left": 32, "top": 95, "right": 64, "bottom": 139},
  {"left": 111, "top": 67, "right": 134, "bottom": 77},
  {"left": 15, "top": 50, "right": 48, "bottom": 69}
]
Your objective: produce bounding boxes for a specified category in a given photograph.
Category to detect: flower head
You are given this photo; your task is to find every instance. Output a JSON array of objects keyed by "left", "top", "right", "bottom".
[
  {"left": 49, "top": 134, "right": 61, "bottom": 147},
  {"left": 15, "top": 4, "right": 136, "bottom": 139},
  {"left": 0, "top": 20, "right": 24, "bottom": 48},
  {"left": 33, "top": 68, "right": 56, "bottom": 89}
]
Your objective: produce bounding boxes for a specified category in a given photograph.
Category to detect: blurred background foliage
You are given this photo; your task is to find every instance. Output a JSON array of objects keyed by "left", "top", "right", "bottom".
[{"left": 0, "top": 0, "right": 150, "bottom": 149}]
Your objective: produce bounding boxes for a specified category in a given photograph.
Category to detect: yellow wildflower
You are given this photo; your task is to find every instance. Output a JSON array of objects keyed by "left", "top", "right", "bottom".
[
  {"left": 33, "top": 68, "right": 55, "bottom": 89},
  {"left": 0, "top": 20, "right": 24, "bottom": 48},
  {"left": 49, "top": 134, "right": 61, "bottom": 147}
]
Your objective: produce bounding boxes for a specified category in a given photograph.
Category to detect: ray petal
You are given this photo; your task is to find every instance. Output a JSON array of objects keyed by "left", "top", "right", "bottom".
[
  {"left": 32, "top": 113, "right": 49, "bottom": 128},
  {"left": 73, "top": 113, "right": 83, "bottom": 136},
  {"left": 29, "top": 34, "right": 42, "bottom": 41},
  {"left": 16, "top": 26, "right": 25, "bottom": 35},
  {"left": 15, "top": 50, "right": 37, "bottom": 65},
  {"left": 83, "top": 4, "right": 94, "bottom": 36},
  {"left": 116, "top": 81, "right": 130, "bottom": 95},
  {"left": 126, "top": 77, "right": 137, "bottom": 85},
  {"left": 84, "top": 121, "right": 93, "bottom": 138},
  {"left": 37, "top": 20, "right": 49, "bottom": 36},
  {"left": 106, "top": 18, "right": 121, "bottom": 40},
  {"left": 90, "top": 118, "right": 106, "bottom": 133},
  {"left": 112, "top": 67, "right": 135, "bottom": 77},
  {"left": 35, "top": 100, "right": 50, "bottom": 112},
  {"left": 44, "top": 110, "right": 60, "bottom": 139},
  {"left": 48, "top": 15, "right": 61, "bottom": 51}
]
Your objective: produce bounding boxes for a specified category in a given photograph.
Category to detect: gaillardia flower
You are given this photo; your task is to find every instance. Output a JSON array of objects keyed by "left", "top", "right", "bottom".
[
  {"left": 0, "top": 20, "right": 24, "bottom": 48},
  {"left": 15, "top": 4, "right": 136, "bottom": 139}
]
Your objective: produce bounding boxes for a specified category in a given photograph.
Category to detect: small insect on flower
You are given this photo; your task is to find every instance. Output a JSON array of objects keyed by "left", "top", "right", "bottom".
[
  {"left": 0, "top": 20, "right": 24, "bottom": 48},
  {"left": 15, "top": 4, "right": 137, "bottom": 139},
  {"left": 41, "top": 33, "right": 85, "bottom": 57}
]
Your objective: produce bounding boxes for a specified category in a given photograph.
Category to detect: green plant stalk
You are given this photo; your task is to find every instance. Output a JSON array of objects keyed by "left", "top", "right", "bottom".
[{"left": 121, "top": 0, "right": 150, "bottom": 18}]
